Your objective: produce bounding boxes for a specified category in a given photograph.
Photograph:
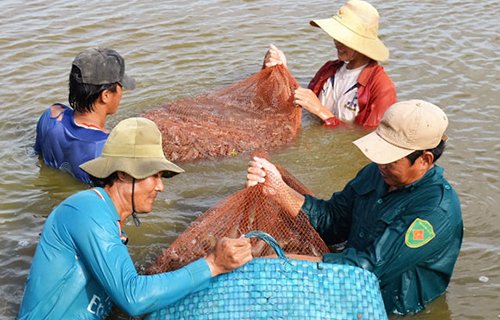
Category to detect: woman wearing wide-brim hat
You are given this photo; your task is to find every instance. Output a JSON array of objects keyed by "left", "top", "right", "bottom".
[{"left": 263, "top": 0, "right": 396, "bottom": 128}]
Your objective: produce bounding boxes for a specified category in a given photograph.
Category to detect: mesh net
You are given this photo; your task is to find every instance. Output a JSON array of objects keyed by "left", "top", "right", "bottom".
[
  {"left": 143, "top": 65, "right": 301, "bottom": 162},
  {"left": 146, "top": 66, "right": 329, "bottom": 274},
  {"left": 148, "top": 153, "right": 329, "bottom": 274}
]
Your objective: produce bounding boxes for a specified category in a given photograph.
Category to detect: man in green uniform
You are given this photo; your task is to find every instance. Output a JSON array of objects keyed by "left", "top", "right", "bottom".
[{"left": 246, "top": 99, "right": 463, "bottom": 315}]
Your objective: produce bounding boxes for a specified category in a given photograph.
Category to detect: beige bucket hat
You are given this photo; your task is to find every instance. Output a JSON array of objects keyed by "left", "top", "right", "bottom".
[
  {"left": 353, "top": 100, "right": 449, "bottom": 164},
  {"left": 80, "top": 117, "right": 184, "bottom": 179},
  {"left": 310, "top": 0, "right": 389, "bottom": 61}
]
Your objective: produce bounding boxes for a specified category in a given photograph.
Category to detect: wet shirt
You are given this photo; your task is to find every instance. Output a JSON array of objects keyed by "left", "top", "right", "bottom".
[
  {"left": 308, "top": 60, "right": 397, "bottom": 127},
  {"left": 18, "top": 188, "right": 212, "bottom": 319},
  {"left": 301, "top": 163, "right": 463, "bottom": 315},
  {"left": 34, "top": 104, "right": 108, "bottom": 184},
  {"left": 319, "top": 63, "right": 366, "bottom": 123}
]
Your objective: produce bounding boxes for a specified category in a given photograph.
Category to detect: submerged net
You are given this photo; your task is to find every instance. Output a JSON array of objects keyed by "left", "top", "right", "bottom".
[
  {"left": 148, "top": 154, "right": 329, "bottom": 274},
  {"left": 143, "top": 65, "right": 301, "bottom": 162}
]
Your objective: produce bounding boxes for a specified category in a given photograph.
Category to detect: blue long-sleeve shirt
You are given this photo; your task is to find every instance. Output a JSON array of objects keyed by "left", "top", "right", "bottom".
[{"left": 19, "top": 188, "right": 212, "bottom": 319}]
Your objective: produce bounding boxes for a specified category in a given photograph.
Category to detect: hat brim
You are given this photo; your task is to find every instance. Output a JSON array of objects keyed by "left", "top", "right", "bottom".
[
  {"left": 353, "top": 131, "right": 414, "bottom": 164},
  {"left": 120, "top": 73, "right": 136, "bottom": 90},
  {"left": 80, "top": 157, "right": 184, "bottom": 179},
  {"left": 310, "top": 18, "right": 389, "bottom": 62}
]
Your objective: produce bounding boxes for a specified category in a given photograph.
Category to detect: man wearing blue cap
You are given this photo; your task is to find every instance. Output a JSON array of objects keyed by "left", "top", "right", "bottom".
[{"left": 34, "top": 48, "right": 136, "bottom": 184}]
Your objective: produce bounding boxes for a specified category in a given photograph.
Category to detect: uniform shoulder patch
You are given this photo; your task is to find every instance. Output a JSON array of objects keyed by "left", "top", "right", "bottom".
[{"left": 405, "top": 218, "right": 435, "bottom": 248}]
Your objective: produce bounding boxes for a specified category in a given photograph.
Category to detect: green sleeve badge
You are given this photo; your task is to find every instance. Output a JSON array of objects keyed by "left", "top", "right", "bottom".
[{"left": 405, "top": 218, "right": 435, "bottom": 248}]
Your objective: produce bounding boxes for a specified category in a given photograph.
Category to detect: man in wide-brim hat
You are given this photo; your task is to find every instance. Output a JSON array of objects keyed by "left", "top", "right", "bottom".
[
  {"left": 19, "top": 117, "right": 253, "bottom": 319},
  {"left": 263, "top": 0, "right": 396, "bottom": 128}
]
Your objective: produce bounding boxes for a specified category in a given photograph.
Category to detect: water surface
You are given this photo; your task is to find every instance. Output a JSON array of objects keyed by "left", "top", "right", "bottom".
[{"left": 0, "top": 0, "right": 499, "bottom": 319}]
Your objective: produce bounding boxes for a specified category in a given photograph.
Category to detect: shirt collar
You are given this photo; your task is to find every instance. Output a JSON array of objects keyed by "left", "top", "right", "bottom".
[
  {"left": 92, "top": 187, "right": 128, "bottom": 245},
  {"left": 356, "top": 61, "right": 379, "bottom": 87},
  {"left": 92, "top": 187, "right": 120, "bottom": 221}
]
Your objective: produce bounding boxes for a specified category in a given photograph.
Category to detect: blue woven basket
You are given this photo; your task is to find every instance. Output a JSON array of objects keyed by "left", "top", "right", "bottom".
[{"left": 146, "top": 231, "right": 387, "bottom": 320}]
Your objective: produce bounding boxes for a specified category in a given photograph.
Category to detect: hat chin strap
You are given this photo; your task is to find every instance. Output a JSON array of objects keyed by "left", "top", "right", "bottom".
[{"left": 131, "top": 177, "right": 141, "bottom": 227}]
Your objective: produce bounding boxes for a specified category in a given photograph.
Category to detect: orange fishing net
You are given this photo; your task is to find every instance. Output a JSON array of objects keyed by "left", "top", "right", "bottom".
[
  {"left": 143, "top": 65, "right": 302, "bottom": 162},
  {"left": 148, "top": 154, "right": 329, "bottom": 273},
  {"left": 146, "top": 66, "right": 328, "bottom": 274}
]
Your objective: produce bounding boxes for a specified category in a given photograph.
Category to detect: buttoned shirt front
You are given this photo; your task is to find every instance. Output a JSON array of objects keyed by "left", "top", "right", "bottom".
[{"left": 302, "top": 163, "right": 463, "bottom": 314}]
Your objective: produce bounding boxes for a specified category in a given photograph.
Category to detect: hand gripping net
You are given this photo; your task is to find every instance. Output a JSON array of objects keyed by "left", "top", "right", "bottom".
[
  {"left": 143, "top": 65, "right": 302, "bottom": 162},
  {"left": 148, "top": 156, "right": 329, "bottom": 273}
]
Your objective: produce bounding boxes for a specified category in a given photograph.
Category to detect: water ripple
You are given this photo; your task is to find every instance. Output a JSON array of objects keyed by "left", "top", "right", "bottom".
[{"left": 0, "top": 0, "right": 499, "bottom": 319}]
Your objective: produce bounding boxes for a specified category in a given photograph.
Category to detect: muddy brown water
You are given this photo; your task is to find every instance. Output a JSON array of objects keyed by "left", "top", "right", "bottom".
[{"left": 0, "top": 0, "right": 498, "bottom": 319}]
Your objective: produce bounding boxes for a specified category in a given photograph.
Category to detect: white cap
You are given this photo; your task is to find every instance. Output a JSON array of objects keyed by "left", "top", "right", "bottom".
[{"left": 353, "top": 100, "right": 448, "bottom": 164}]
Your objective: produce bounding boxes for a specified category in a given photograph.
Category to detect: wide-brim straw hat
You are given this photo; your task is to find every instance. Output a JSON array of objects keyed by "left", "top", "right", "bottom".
[
  {"left": 310, "top": 0, "right": 389, "bottom": 62},
  {"left": 353, "top": 100, "right": 449, "bottom": 164},
  {"left": 80, "top": 117, "right": 184, "bottom": 179}
]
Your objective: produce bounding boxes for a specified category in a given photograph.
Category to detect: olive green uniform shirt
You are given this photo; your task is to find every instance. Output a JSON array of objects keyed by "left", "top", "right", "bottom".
[{"left": 302, "top": 163, "right": 463, "bottom": 315}]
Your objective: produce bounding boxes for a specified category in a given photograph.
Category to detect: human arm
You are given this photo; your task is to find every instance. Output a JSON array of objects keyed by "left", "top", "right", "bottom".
[
  {"left": 303, "top": 60, "right": 346, "bottom": 126},
  {"left": 301, "top": 187, "right": 355, "bottom": 246},
  {"left": 304, "top": 165, "right": 461, "bottom": 273},
  {"left": 246, "top": 156, "right": 304, "bottom": 217},
  {"left": 319, "top": 184, "right": 463, "bottom": 314},
  {"left": 69, "top": 205, "right": 252, "bottom": 316},
  {"left": 262, "top": 44, "right": 287, "bottom": 69},
  {"left": 294, "top": 87, "right": 340, "bottom": 126}
]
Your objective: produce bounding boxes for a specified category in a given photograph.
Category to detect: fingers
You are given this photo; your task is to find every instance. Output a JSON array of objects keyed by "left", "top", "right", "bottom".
[
  {"left": 246, "top": 173, "right": 265, "bottom": 186},
  {"left": 264, "top": 44, "right": 287, "bottom": 68},
  {"left": 246, "top": 158, "right": 266, "bottom": 188},
  {"left": 246, "top": 157, "right": 276, "bottom": 179},
  {"left": 294, "top": 87, "right": 307, "bottom": 97},
  {"left": 208, "top": 237, "right": 253, "bottom": 276},
  {"left": 223, "top": 237, "right": 253, "bottom": 265},
  {"left": 265, "top": 55, "right": 283, "bottom": 68},
  {"left": 293, "top": 87, "right": 307, "bottom": 107},
  {"left": 294, "top": 87, "right": 311, "bottom": 102},
  {"left": 227, "top": 236, "right": 252, "bottom": 249},
  {"left": 246, "top": 156, "right": 284, "bottom": 197},
  {"left": 294, "top": 88, "right": 320, "bottom": 113},
  {"left": 246, "top": 179, "right": 258, "bottom": 188},
  {"left": 251, "top": 156, "right": 274, "bottom": 171}
]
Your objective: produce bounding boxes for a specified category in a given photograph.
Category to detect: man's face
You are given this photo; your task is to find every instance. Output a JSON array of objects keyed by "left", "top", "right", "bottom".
[
  {"left": 133, "top": 172, "right": 164, "bottom": 213},
  {"left": 333, "top": 39, "right": 358, "bottom": 62},
  {"left": 377, "top": 156, "right": 425, "bottom": 189},
  {"left": 108, "top": 84, "right": 123, "bottom": 115}
]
